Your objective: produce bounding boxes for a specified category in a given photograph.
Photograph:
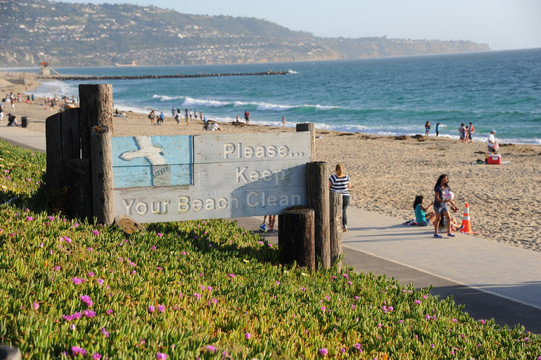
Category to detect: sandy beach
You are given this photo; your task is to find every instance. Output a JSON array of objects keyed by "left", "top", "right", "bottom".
[{"left": 2, "top": 71, "right": 540, "bottom": 252}]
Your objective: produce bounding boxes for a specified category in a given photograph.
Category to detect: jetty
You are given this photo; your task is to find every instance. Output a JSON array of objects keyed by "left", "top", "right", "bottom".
[{"left": 38, "top": 70, "right": 290, "bottom": 81}]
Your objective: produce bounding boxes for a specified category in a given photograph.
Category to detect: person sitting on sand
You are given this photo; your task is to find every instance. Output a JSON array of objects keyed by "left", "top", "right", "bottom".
[
  {"left": 7, "top": 114, "right": 19, "bottom": 127},
  {"left": 487, "top": 129, "right": 498, "bottom": 153},
  {"left": 210, "top": 121, "right": 222, "bottom": 131},
  {"left": 413, "top": 195, "right": 435, "bottom": 226}
]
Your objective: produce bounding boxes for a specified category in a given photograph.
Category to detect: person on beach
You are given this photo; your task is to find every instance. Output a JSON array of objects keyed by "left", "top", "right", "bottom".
[
  {"left": 424, "top": 121, "right": 430, "bottom": 136},
  {"left": 7, "top": 114, "right": 19, "bottom": 127},
  {"left": 459, "top": 123, "right": 466, "bottom": 142},
  {"left": 158, "top": 112, "right": 165, "bottom": 125},
  {"left": 282, "top": 116, "right": 286, "bottom": 128},
  {"left": 329, "top": 164, "right": 351, "bottom": 232},
  {"left": 174, "top": 109, "right": 181, "bottom": 124},
  {"left": 413, "top": 195, "right": 435, "bottom": 226},
  {"left": 0, "top": 103, "right": 4, "bottom": 123},
  {"left": 263, "top": 215, "right": 277, "bottom": 231},
  {"left": 435, "top": 122, "right": 440, "bottom": 137},
  {"left": 148, "top": 110, "right": 156, "bottom": 125},
  {"left": 244, "top": 110, "right": 250, "bottom": 124},
  {"left": 433, "top": 174, "right": 459, "bottom": 238},
  {"left": 210, "top": 121, "right": 223, "bottom": 131},
  {"left": 468, "top": 122, "right": 475, "bottom": 142},
  {"left": 185, "top": 109, "right": 189, "bottom": 124},
  {"left": 487, "top": 129, "right": 498, "bottom": 153}
]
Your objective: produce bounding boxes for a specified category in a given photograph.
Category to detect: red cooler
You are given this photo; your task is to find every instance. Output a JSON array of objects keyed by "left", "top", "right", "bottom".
[{"left": 487, "top": 154, "right": 501, "bottom": 165}]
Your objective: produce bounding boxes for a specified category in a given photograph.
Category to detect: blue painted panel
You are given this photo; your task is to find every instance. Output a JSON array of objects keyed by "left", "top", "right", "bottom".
[{"left": 112, "top": 136, "right": 193, "bottom": 188}]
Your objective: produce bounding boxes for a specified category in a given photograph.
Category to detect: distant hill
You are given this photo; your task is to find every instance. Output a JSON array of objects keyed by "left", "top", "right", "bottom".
[{"left": 0, "top": 0, "right": 490, "bottom": 67}]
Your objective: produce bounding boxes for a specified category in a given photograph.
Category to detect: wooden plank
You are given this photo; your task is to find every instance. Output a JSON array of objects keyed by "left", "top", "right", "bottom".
[
  {"left": 279, "top": 208, "right": 315, "bottom": 271},
  {"left": 111, "top": 132, "right": 311, "bottom": 222},
  {"left": 330, "top": 191, "right": 343, "bottom": 271},
  {"left": 114, "top": 185, "right": 305, "bottom": 222},
  {"left": 60, "top": 108, "right": 81, "bottom": 161},
  {"left": 79, "top": 84, "right": 113, "bottom": 159},
  {"left": 91, "top": 126, "right": 114, "bottom": 224},
  {"left": 66, "top": 159, "right": 93, "bottom": 220},
  {"left": 306, "top": 161, "right": 330, "bottom": 269},
  {"left": 45, "top": 113, "right": 64, "bottom": 194},
  {"left": 194, "top": 132, "right": 311, "bottom": 164}
]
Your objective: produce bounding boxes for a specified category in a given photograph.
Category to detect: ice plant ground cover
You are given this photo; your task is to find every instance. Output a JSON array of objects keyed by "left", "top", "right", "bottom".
[{"left": 1, "top": 140, "right": 540, "bottom": 359}]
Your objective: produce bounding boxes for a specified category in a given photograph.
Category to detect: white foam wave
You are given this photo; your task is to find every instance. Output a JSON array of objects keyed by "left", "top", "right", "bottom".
[
  {"left": 30, "top": 81, "right": 78, "bottom": 99},
  {"left": 152, "top": 94, "right": 185, "bottom": 102},
  {"left": 182, "top": 96, "right": 230, "bottom": 108}
]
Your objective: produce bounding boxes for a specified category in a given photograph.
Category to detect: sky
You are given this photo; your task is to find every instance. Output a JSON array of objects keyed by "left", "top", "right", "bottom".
[{"left": 61, "top": 0, "right": 541, "bottom": 51}]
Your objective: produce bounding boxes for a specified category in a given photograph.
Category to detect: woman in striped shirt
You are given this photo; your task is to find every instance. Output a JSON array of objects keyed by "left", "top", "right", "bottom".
[{"left": 329, "top": 164, "right": 351, "bottom": 232}]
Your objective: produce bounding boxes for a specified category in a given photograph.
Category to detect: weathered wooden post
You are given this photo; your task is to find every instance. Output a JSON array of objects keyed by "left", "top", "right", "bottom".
[
  {"left": 306, "top": 161, "right": 330, "bottom": 268},
  {"left": 278, "top": 208, "right": 315, "bottom": 271},
  {"left": 79, "top": 84, "right": 114, "bottom": 158},
  {"left": 329, "top": 191, "right": 343, "bottom": 271},
  {"left": 296, "top": 123, "right": 315, "bottom": 161},
  {"left": 79, "top": 84, "right": 114, "bottom": 223},
  {"left": 90, "top": 126, "right": 114, "bottom": 224}
]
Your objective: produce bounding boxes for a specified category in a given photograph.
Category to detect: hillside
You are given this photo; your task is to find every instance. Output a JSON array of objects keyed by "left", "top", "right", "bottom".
[{"left": 0, "top": 0, "right": 490, "bottom": 67}]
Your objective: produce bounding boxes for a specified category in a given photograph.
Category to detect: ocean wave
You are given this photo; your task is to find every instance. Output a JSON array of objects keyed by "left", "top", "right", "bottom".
[
  {"left": 31, "top": 81, "right": 78, "bottom": 99},
  {"left": 152, "top": 94, "right": 186, "bottom": 102}
]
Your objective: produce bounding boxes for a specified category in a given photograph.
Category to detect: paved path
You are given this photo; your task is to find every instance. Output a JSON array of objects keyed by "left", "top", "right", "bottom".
[{"left": 2, "top": 126, "right": 540, "bottom": 333}]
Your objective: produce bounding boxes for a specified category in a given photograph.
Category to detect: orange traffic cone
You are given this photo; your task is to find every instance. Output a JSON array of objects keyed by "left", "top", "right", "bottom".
[{"left": 459, "top": 203, "right": 474, "bottom": 234}]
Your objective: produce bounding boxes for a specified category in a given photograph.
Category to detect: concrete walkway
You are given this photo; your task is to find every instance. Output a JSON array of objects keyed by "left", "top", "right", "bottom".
[{"left": 2, "top": 126, "right": 540, "bottom": 333}]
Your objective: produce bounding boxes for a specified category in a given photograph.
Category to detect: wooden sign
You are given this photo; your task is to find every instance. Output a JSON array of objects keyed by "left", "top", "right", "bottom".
[{"left": 112, "top": 132, "right": 311, "bottom": 223}]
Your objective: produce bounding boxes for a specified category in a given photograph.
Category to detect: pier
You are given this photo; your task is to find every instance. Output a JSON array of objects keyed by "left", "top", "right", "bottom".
[{"left": 38, "top": 71, "right": 290, "bottom": 81}]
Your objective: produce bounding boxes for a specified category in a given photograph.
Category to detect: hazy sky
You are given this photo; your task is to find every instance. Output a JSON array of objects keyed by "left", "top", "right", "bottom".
[{"left": 61, "top": 0, "right": 541, "bottom": 51}]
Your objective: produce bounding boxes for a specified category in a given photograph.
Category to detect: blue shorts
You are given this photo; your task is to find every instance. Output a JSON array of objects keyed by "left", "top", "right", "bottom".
[{"left": 434, "top": 203, "right": 448, "bottom": 214}]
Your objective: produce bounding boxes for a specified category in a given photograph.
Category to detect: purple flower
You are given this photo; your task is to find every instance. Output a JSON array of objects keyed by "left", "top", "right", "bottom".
[
  {"left": 71, "top": 277, "right": 84, "bottom": 285},
  {"left": 148, "top": 305, "right": 155, "bottom": 313},
  {"left": 319, "top": 348, "right": 328, "bottom": 356},
  {"left": 480, "top": 319, "right": 486, "bottom": 325},
  {"left": 54, "top": 266, "right": 61, "bottom": 271},
  {"left": 92, "top": 354, "right": 102, "bottom": 359},
  {"left": 26, "top": 216, "right": 33, "bottom": 221},
  {"left": 228, "top": 274, "right": 236, "bottom": 278},
  {"left": 100, "top": 327, "right": 110, "bottom": 338},
  {"left": 97, "top": 279, "right": 104, "bottom": 285},
  {"left": 205, "top": 345, "right": 216, "bottom": 353},
  {"left": 72, "top": 312, "right": 82, "bottom": 319},
  {"left": 157, "top": 305, "right": 165, "bottom": 312},
  {"left": 71, "top": 346, "right": 87, "bottom": 356},
  {"left": 106, "top": 309, "right": 113, "bottom": 315},
  {"left": 80, "top": 295, "right": 93, "bottom": 307},
  {"left": 156, "top": 353, "right": 167, "bottom": 360},
  {"left": 92, "top": 230, "right": 99, "bottom": 236},
  {"left": 33, "top": 302, "right": 39, "bottom": 310},
  {"left": 414, "top": 300, "right": 421, "bottom": 305},
  {"left": 194, "top": 293, "right": 201, "bottom": 300},
  {"left": 245, "top": 332, "right": 251, "bottom": 340},
  {"left": 88, "top": 271, "right": 95, "bottom": 277},
  {"left": 83, "top": 310, "right": 96, "bottom": 318}
]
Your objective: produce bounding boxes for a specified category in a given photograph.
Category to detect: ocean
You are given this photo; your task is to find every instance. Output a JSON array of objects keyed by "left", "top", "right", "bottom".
[{"left": 33, "top": 48, "right": 541, "bottom": 145}]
